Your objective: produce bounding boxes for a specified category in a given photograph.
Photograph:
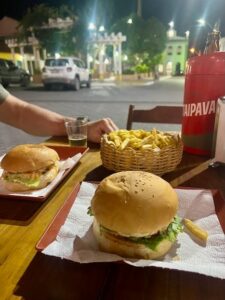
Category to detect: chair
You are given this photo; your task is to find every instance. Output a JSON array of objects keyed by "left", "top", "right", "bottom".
[{"left": 126, "top": 105, "right": 183, "bottom": 130}]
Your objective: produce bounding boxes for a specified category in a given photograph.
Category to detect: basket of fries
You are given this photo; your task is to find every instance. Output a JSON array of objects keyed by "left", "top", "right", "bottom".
[{"left": 100, "top": 129, "right": 183, "bottom": 176}]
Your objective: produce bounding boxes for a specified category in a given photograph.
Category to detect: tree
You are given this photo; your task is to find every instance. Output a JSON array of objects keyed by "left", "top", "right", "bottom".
[
  {"left": 18, "top": 2, "right": 116, "bottom": 60},
  {"left": 110, "top": 15, "right": 167, "bottom": 73},
  {"left": 18, "top": 4, "right": 77, "bottom": 56},
  {"left": 18, "top": 0, "right": 118, "bottom": 59}
]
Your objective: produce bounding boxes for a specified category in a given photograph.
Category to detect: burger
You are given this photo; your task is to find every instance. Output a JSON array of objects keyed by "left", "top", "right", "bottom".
[
  {"left": 90, "top": 171, "right": 183, "bottom": 259},
  {"left": 1, "top": 144, "right": 60, "bottom": 192}
]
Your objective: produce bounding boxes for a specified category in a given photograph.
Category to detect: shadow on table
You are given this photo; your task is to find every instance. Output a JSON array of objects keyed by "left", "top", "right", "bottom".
[
  {"left": 15, "top": 251, "right": 225, "bottom": 300},
  {"left": 0, "top": 197, "right": 43, "bottom": 225},
  {"left": 15, "top": 252, "right": 112, "bottom": 300},
  {"left": 0, "top": 172, "right": 74, "bottom": 225}
]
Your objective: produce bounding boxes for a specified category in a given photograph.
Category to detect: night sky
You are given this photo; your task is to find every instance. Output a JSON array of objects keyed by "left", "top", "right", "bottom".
[{"left": 1, "top": 0, "right": 225, "bottom": 36}]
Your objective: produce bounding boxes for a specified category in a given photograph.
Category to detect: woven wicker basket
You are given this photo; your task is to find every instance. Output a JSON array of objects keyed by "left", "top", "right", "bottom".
[{"left": 100, "top": 133, "right": 183, "bottom": 176}]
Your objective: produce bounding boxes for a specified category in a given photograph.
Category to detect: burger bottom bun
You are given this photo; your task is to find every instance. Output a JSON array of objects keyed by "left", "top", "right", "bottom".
[
  {"left": 3, "top": 163, "right": 59, "bottom": 192},
  {"left": 93, "top": 220, "right": 173, "bottom": 260}
]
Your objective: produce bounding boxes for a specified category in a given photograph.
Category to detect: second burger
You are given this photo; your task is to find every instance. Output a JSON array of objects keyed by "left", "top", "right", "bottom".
[
  {"left": 1, "top": 144, "right": 60, "bottom": 192},
  {"left": 90, "top": 171, "right": 183, "bottom": 259}
]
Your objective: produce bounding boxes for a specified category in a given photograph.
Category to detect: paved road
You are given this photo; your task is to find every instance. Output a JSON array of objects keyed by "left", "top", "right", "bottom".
[{"left": 0, "top": 76, "right": 185, "bottom": 154}]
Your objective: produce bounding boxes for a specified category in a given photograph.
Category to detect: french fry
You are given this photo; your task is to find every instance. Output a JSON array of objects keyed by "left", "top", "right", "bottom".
[
  {"left": 141, "top": 135, "right": 154, "bottom": 145},
  {"left": 120, "top": 138, "right": 130, "bottom": 150},
  {"left": 142, "top": 144, "right": 153, "bottom": 149},
  {"left": 184, "top": 218, "right": 208, "bottom": 242},
  {"left": 106, "top": 129, "right": 179, "bottom": 151},
  {"left": 114, "top": 136, "right": 121, "bottom": 147},
  {"left": 108, "top": 132, "right": 117, "bottom": 141}
]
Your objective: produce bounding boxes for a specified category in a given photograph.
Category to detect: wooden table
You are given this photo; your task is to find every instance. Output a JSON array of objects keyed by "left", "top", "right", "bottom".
[{"left": 0, "top": 141, "right": 225, "bottom": 300}]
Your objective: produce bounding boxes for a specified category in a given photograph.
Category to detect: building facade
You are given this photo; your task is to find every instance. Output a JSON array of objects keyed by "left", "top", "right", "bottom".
[
  {"left": 0, "top": 16, "right": 43, "bottom": 75},
  {"left": 162, "top": 28, "right": 188, "bottom": 76}
]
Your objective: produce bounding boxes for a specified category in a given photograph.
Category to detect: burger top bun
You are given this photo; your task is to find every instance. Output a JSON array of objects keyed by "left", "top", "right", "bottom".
[
  {"left": 91, "top": 171, "right": 178, "bottom": 237},
  {"left": 1, "top": 144, "right": 59, "bottom": 172}
]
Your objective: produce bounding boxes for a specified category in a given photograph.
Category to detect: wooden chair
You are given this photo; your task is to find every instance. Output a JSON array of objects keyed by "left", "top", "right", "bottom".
[{"left": 126, "top": 105, "right": 183, "bottom": 130}]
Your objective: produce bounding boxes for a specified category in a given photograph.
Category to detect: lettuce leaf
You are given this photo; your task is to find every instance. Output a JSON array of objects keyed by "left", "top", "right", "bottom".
[
  {"left": 128, "top": 216, "right": 183, "bottom": 250},
  {"left": 87, "top": 206, "right": 93, "bottom": 216},
  {"left": 4, "top": 174, "right": 40, "bottom": 188}
]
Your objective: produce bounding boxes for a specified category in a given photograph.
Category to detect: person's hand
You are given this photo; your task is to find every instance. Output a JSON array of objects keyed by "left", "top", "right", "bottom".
[{"left": 87, "top": 118, "right": 118, "bottom": 143}]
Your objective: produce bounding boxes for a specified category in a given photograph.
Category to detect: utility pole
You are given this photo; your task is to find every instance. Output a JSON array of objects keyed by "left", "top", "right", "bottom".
[{"left": 137, "top": 0, "right": 142, "bottom": 17}]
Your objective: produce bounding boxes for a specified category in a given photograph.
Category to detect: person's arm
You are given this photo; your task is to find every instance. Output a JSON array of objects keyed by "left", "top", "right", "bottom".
[
  {"left": 0, "top": 93, "right": 66, "bottom": 136},
  {"left": 0, "top": 92, "right": 118, "bottom": 142}
]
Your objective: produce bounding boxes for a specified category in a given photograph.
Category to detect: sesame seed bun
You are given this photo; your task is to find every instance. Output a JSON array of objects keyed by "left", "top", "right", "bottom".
[{"left": 1, "top": 144, "right": 59, "bottom": 173}]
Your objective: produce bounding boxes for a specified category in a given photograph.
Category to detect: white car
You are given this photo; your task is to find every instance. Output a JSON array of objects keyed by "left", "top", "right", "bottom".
[{"left": 42, "top": 57, "right": 91, "bottom": 90}]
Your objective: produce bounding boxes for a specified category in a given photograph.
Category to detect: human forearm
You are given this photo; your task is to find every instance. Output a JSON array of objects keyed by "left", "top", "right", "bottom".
[
  {"left": 0, "top": 93, "right": 118, "bottom": 141},
  {"left": 0, "top": 94, "right": 67, "bottom": 136},
  {"left": 19, "top": 101, "right": 67, "bottom": 136}
]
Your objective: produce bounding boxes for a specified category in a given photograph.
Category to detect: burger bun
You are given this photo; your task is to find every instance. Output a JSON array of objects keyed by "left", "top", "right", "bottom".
[
  {"left": 93, "top": 220, "right": 173, "bottom": 260},
  {"left": 91, "top": 171, "right": 178, "bottom": 237},
  {"left": 1, "top": 144, "right": 60, "bottom": 192},
  {"left": 91, "top": 171, "right": 179, "bottom": 259},
  {"left": 1, "top": 144, "right": 59, "bottom": 173}
]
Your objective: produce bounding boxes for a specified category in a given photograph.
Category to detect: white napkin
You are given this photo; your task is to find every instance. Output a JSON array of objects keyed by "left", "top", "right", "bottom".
[{"left": 43, "top": 182, "right": 225, "bottom": 279}]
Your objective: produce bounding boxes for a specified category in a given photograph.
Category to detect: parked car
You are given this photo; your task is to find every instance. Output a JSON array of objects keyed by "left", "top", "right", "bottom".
[
  {"left": 41, "top": 57, "right": 91, "bottom": 90},
  {"left": 0, "top": 59, "right": 31, "bottom": 87}
]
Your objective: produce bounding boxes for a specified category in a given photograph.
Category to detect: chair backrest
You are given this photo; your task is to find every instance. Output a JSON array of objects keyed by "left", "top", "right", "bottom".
[{"left": 126, "top": 105, "right": 183, "bottom": 130}]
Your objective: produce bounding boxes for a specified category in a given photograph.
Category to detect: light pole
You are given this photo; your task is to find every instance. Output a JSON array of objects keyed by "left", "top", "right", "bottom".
[
  {"left": 87, "top": 22, "right": 96, "bottom": 72},
  {"left": 137, "top": 0, "right": 142, "bottom": 17}
]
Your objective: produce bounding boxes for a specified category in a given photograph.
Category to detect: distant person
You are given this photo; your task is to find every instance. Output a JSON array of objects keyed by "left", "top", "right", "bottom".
[
  {"left": 153, "top": 69, "right": 159, "bottom": 80},
  {"left": 0, "top": 83, "right": 117, "bottom": 143},
  {"left": 175, "top": 62, "right": 181, "bottom": 76}
]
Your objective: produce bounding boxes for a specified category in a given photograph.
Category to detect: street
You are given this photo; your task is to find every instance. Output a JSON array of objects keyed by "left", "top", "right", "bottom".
[{"left": 0, "top": 76, "right": 185, "bottom": 155}]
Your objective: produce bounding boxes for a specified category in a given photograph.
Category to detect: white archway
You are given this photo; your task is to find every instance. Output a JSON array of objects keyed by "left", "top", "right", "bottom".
[{"left": 88, "top": 32, "right": 126, "bottom": 80}]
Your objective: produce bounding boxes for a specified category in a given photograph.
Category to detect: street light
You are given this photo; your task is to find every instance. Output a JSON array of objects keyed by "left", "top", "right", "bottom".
[
  {"left": 104, "top": 58, "right": 109, "bottom": 64},
  {"left": 127, "top": 18, "right": 133, "bottom": 24},
  {"left": 55, "top": 53, "right": 61, "bottom": 59},
  {"left": 185, "top": 30, "right": 190, "bottom": 39},
  {"left": 88, "top": 22, "right": 96, "bottom": 31},
  {"left": 168, "top": 21, "right": 174, "bottom": 29},
  {"left": 189, "top": 47, "right": 196, "bottom": 54},
  {"left": 99, "top": 25, "right": 105, "bottom": 32},
  {"left": 197, "top": 18, "right": 213, "bottom": 30}
]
